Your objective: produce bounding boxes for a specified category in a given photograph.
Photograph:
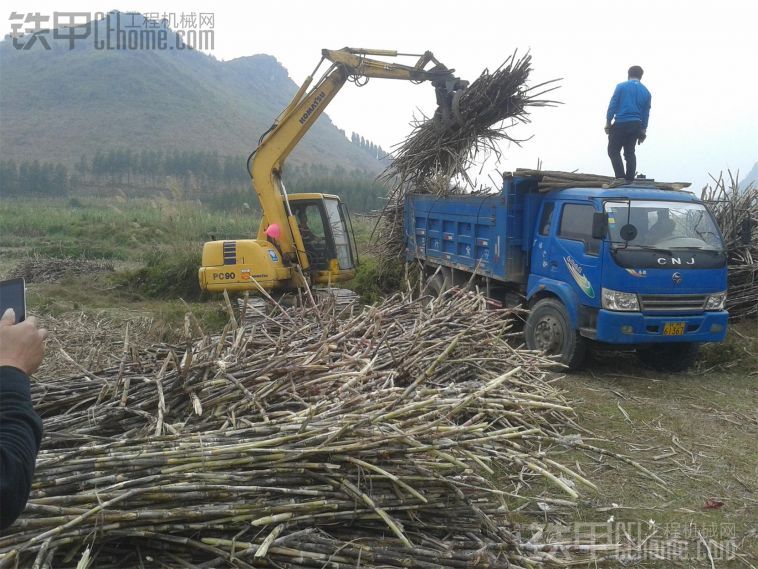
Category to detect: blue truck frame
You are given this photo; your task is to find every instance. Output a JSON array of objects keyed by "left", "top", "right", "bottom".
[{"left": 404, "top": 174, "right": 729, "bottom": 369}]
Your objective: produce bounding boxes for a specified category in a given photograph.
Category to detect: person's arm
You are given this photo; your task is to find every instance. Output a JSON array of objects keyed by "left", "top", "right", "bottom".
[
  {"left": 606, "top": 84, "right": 621, "bottom": 126},
  {"left": 0, "top": 366, "right": 43, "bottom": 531},
  {"left": 641, "top": 88, "right": 651, "bottom": 130},
  {"left": 0, "top": 309, "right": 46, "bottom": 532}
]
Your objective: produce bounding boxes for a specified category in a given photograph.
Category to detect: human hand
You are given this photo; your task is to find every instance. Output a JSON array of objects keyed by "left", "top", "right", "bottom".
[
  {"left": 0, "top": 309, "right": 47, "bottom": 375},
  {"left": 604, "top": 124, "right": 611, "bottom": 135},
  {"left": 638, "top": 129, "right": 647, "bottom": 144}
]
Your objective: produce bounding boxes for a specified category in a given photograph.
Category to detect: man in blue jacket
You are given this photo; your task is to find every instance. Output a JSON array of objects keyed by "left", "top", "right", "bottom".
[
  {"left": 0, "top": 308, "right": 45, "bottom": 531},
  {"left": 605, "top": 65, "right": 652, "bottom": 180}
]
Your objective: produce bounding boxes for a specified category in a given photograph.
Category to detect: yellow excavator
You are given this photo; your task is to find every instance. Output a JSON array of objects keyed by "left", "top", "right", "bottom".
[{"left": 199, "top": 48, "right": 467, "bottom": 295}]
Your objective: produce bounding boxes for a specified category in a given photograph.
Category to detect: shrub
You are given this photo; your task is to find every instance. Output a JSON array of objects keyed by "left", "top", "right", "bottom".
[
  {"left": 352, "top": 257, "right": 408, "bottom": 304},
  {"left": 121, "top": 245, "right": 205, "bottom": 300}
]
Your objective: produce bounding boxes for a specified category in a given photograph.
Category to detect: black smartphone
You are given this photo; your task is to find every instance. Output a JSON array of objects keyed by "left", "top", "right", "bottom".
[{"left": 0, "top": 278, "right": 26, "bottom": 323}]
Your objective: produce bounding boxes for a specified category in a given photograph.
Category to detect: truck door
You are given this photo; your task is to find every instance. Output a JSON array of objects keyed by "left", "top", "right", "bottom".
[
  {"left": 530, "top": 201, "right": 556, "bottom": 277},
  {"left": 551, "top": 202, "right": 602, "bottom": 304}
]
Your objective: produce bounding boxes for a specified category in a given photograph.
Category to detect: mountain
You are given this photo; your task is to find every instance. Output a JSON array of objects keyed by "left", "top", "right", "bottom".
[
  {"left": 0, "top": 12, "right": 382, "bottom": 174},
  {"left": 740, "top": 162, "right": 758, "bottom": 191}
]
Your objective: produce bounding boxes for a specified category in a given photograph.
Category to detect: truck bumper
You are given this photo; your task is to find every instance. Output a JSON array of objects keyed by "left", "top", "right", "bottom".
[{"left": 594, "top": 310, "right": 728, "bottom": 344}]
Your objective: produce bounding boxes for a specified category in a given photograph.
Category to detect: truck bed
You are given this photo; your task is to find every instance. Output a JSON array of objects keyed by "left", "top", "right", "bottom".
[{"left": 404, "top": 177, "right": 541, "bottom": 284}]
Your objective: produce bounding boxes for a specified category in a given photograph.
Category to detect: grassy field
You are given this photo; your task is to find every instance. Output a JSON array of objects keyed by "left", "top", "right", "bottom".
[{"left": 2, "top": 197, "right": 756, "bottom": 567}]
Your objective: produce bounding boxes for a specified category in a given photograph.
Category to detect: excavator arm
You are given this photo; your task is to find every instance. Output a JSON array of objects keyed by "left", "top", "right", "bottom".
[{"left": 251, "top": 48, "right": 467, "bottom": 272}]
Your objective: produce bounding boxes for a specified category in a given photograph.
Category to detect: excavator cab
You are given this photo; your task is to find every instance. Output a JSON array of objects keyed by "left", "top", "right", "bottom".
[{"left": 287, "top": 194, "right": 357, "bottom": 284}]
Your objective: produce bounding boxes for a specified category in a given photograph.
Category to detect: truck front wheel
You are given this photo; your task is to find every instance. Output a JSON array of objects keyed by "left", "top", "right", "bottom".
[
  {"left": 636, "top": 343, "right": 699, "bottom": 372},
  {"left": 525, "top": 298, "right": 587, "bottom": 369}
]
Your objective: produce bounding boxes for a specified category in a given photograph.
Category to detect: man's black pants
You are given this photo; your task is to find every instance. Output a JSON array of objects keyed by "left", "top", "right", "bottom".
[{"left": 608, "top": 120, "right": 642, "bottom": 180}]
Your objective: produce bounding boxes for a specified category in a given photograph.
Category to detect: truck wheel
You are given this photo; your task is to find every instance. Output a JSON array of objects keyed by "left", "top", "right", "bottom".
[
  {"left": 636, "top": 343, "right": 699, "bottom": 372},
  {"left": 525, "top": 298, "right": 587, "bottom": 369}
]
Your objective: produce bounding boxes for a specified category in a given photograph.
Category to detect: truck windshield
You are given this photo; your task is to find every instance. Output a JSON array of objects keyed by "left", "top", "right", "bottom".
[{"left": 604, "top": 200, "right": 724, "bottom": 251}]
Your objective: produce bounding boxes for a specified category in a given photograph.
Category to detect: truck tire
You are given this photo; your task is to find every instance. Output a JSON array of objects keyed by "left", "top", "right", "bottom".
[
  {"left": 525, "top": 298, "right": 587, "bottom": 369},
  {"left": 636, "top": 343, "right": 699, "bottom": 372}
]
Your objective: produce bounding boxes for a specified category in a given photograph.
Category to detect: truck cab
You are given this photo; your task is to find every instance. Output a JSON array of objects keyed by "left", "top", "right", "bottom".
[{"left": 527, "top": 185, "right": 727, "bottom": 369}]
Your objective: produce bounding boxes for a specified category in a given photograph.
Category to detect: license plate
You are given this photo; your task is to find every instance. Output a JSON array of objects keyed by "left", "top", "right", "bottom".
[{"left": 663, "top": 322, "right": 686, "bottom": 336}]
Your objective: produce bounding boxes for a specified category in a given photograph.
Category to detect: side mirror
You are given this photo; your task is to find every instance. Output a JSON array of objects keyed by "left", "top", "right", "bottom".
[
  {"left": 620, "top": 223, "right": 638, "bottom": 242},
  {"left": 591, "top": 212, "right": 608, "bottom": 240},
  {"left": 739, "top": 216, "right": 752, "bottom": 245}
]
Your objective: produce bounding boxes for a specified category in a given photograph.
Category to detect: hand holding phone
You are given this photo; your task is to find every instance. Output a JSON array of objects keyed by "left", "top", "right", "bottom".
[
  {"left": 0, "top": 278, "right": 47, "bottom": 375},
  {"left": 0, "top": 278, "right": 26, "bottom": 323}
]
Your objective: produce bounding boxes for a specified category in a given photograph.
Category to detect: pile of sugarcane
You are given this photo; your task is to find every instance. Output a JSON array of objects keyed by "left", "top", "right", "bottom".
[
  {"left": 702, "top": 172, "right": 758, "bottom": 318},
  {"left": 35, "top": 311, "right": 154, "bottom": 380},
  {"left": 7, "top": 254, "right": 114, "bottom": 284},
  {"left": 0, "top": 290, "right": 658, "bottom": 567},
  {"left": 373, "top": 52, "right": 560, "bottom": 259}
]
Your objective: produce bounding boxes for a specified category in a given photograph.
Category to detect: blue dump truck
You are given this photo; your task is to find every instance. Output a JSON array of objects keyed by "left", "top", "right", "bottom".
[{"left": 404, "top": 174, "right": 730, "bottom": 370}]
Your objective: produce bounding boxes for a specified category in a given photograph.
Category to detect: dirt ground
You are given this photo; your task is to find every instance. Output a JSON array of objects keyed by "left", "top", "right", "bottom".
[{"left": 556, "top": 332, "right": 757, "bottom": 568}]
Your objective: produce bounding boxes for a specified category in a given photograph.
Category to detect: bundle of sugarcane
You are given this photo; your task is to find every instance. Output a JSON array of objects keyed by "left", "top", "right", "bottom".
[
  {"left": 513, "top": 168, "right": 691, "bottom": 192},
  {"left": 373, "top": 52, "right": 560, "bottom": 260},
  {"left": 6, "top": 254, "right": 114, "bottom": 284},
  {"left": 3, "top": 290, "right": 661, "bottom": 567},
  {"left": 702, "top": 172, "right": 758, "bottom": 318},
  {"left": 387, "top": 53, "right": 560, "bottom": 190}
]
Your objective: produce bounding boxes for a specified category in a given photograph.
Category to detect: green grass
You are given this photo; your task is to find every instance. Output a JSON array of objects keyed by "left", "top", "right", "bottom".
[{"left": 0, "top": 196, "right": 259, "bottom": 260}]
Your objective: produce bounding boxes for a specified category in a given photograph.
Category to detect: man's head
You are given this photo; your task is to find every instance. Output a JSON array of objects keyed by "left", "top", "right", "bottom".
[{"left": 628, "top": 65, "right": 644, "bottom": 80}]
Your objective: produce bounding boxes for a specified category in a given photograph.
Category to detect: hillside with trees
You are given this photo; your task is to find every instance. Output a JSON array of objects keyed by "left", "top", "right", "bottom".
[{"left": 0, "top": 12, "right": 385, "bottom": 174}]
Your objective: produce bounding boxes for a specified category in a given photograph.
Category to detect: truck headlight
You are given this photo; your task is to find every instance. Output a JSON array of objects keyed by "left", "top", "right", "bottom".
[
  {"left": 602, "top": 288, "right": 640, "bottom": 311},
  {"left": 705, "top": 292, "right": 726, "bottom": 310}
]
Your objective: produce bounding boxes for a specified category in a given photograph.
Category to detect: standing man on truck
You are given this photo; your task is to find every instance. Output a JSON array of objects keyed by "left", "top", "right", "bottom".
[{"left": 605, "top": 65, "right": 652, "bottom": 180}]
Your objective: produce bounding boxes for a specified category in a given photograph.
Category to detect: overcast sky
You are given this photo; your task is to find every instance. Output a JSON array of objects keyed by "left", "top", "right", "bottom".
[{"left": 6, "top": 0, "right": 757, "bottom": 190}]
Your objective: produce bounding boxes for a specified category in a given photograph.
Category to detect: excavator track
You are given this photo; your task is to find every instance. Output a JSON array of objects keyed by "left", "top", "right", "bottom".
[
  {"left": 313, "top": 287, "right": 361, "bottom": 310},
  {"left": 237, "top": 288, "right": 360, "bottom": 325}
]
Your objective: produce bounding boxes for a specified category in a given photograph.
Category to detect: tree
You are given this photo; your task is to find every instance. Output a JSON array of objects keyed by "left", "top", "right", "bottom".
[{"left": 0, "top": 160, "right": 18, "bottom": 195}]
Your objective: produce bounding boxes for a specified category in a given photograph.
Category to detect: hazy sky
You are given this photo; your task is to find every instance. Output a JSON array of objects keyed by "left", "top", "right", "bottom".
[{"left": 6, "top": 0, "right": 757, "bottom": 190}]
